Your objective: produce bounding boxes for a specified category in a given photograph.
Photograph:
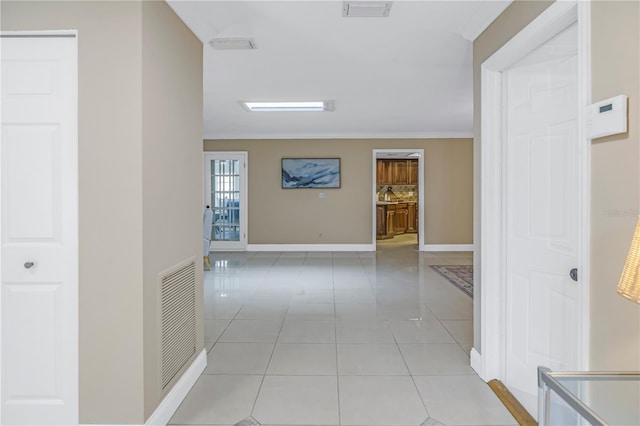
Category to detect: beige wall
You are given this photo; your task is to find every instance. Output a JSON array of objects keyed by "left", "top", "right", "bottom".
[
  {"left": 590, "top": 0, "right": 640, "bottom": 372},
  {"left": 2, "top": 1, "right": 203, "bottom": 423},
  {"left": 474, "top": 0, "right": 640, "bottom": 372},
  {"left": 204, "top": 138, "right": 473, "bottom": 246},
  {"left": 141, "top": 1, "right": 204, "bottom": 419}
]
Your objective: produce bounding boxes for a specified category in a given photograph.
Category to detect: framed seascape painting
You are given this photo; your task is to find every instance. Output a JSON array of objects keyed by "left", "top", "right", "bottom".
[{"left": 281, "top": 158, "right": 341, "bottom": 189}]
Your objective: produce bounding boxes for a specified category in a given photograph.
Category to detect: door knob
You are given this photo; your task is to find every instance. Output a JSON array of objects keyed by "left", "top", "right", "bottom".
[
  {"left": 24, "top": 262, "right": 34, "bottom": 269},
  {"left": 570, "top": 268, "right": 578, "bottom": 282}
]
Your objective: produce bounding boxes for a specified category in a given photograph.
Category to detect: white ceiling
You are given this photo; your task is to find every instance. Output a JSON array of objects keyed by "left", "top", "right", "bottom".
[{"left": 166, "top": 0, "right": 512, "bottom": 139}]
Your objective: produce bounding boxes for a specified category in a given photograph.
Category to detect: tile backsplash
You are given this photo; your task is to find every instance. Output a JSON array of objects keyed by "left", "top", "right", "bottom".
[{"left": 376, "top": 185, "right": 418, "bottom": 202}]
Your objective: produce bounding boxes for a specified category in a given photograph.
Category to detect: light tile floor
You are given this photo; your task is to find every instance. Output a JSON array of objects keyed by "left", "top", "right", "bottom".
[{"left": 170, "top": 243, "right": 516, "bottom": 426}]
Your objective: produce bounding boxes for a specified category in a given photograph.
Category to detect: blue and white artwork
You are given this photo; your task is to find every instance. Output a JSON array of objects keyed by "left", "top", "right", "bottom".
[{"left": 281, "top": 158, "right": 341, "bottom": 189}]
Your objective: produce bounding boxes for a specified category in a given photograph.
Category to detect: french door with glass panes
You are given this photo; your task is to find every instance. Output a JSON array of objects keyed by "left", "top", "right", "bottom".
[{"left": 204, "top": 152, "right": 247, "bottom": 250}]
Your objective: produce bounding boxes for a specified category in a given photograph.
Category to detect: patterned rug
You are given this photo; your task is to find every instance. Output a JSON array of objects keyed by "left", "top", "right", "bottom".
[{"left": 430, "top": 265, "right": 473, "bottom": 298}]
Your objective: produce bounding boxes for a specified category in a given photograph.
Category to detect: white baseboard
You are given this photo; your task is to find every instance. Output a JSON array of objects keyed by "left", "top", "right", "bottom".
[
  {"left": 422, "top": 244, "right": 475, "bottom": 252},
  {"left": 246, "top": 244, "right": 375, "bottom": 252},
  {"left": 145, "top": 349, "right": 207, "bottom": 426},
  {"left": 470, "top": 347, "right": 485, "bottom": 380},
  {"left": 244, "top": 243, "right": 474, "bottom": 252}
]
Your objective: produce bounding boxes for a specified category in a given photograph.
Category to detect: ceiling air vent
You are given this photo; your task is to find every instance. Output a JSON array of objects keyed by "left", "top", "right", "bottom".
[
  {"left": 209, "top": 37, "right": 256, "bottom": 50},
  {"left": 342, "top": 1, "right": 392, "bottom": 18}
]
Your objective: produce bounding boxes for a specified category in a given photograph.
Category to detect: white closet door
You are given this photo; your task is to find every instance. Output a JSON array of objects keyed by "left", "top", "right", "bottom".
[{"left": 1, "top": 34, "right": 78, "bottom": 425}]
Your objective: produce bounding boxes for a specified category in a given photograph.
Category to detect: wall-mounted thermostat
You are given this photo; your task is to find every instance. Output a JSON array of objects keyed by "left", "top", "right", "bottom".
[{"left": 587, "top": 95, "right": 628, "bottom": 139}]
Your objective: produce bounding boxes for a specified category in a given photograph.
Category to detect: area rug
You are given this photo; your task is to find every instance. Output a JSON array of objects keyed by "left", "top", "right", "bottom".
[{"left": 430, "top": 265, "right": 473, "bottom": 298}]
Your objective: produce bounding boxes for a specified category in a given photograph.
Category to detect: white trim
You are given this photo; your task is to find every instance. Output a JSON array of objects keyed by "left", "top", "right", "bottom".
[
  {"left": 372, "top": 149, "right": 426, "bottom": 251},
  {"left": 203, "top": 131, "right": 474, "bottom": 140},
  {"left": 470, "top": 348, "right": 485, "bottom": 380},
  {"left": 576, "top": 0, "right": 591, "bottom": 372},
  {"left": 0, "top": 30, "right": 77, "bottom": 37},
  {"left": 481, "top": 1, "right": 578, "bottom": 71},
  {"left": 246, "top": 244, "right": 375, "bottom": 252},
  {"left": 144, "top": 349, "right": 207, "bottom": 426},
  {"left": 479, "top": 0, "right": 590, "bottom": 385},
  {"left": 1, "top": 31, "right": 3, "bottom": 426},
  {"left": 479, "top": 64, "right": 505, "bottom": 381},
  {"left": 70, "top": 30, "right": 80, "bottom": 426},
  {"left": 422, "top": 244, "right": 474, "bottom": 252}
]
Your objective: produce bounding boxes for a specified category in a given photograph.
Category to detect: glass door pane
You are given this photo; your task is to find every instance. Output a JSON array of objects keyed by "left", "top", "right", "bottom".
[
  {"left": 211, "top": 159, "right": 240, "bottom": 242},
  {"left": 204, "top": 152, "right": 246, "bottom": 251}
]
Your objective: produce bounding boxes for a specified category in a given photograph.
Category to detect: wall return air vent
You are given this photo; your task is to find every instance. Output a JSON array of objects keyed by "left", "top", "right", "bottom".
[
  {"left": 160, "top": 259, "right": 196, "bottom": 390},
  {"left": 342, "top": 1, "right": 392, "bottom": 17}
]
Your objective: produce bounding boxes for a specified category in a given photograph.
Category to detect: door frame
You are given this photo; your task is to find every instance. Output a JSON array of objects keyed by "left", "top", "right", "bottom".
[
  {"left": 371, "top": 149, "right": 425, "bottom": 251},
  {"left": 203, "top": 151, "right": 248, "bottom": 251},
  {"left": 473, "top": 1, "right": 591, "bottom": 382},
  {"left": 0, "top": 30, "right": 79, "bottom": 424}
]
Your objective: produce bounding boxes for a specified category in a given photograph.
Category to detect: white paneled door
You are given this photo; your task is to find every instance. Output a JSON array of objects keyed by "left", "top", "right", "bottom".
[
  {"left": 1, "top": 34, "right": 78, "bottom": 424},
  {"left": 503, "top": 25, "right": 580, "bottom": 412}
]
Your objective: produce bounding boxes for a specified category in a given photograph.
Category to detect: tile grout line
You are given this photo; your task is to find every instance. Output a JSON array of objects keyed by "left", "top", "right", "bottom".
[
  {"left": 422, "top": 299, "right": 472, "bottom": 359},
  {"left": 331, "top": 250, "right": 343, "bottom": 426},
  {"left": 248, "top": 252, "right": 289, "bottom": 420},
  {"left": 206, "top": 279, "right": 244, "bottom": 353},
  {"left": 391, "top": 313, "right": 432, "bottom": 421}
]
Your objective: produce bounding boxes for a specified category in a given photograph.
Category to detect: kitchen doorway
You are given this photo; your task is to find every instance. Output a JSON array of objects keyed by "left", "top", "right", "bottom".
[{"left": 372, "top": 150, "right": 425, "bottom": 251}]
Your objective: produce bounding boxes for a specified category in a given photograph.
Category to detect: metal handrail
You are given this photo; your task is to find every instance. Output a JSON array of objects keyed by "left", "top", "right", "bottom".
[{"left": 537, "top": 366, "right": 640, "bottom": 426}]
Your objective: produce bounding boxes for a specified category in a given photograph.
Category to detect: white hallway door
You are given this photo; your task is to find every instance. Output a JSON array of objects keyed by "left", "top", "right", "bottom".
[
  {"left": 1, "top": 34, "right": 78, "bottom": 424},
  {"left": 504, "top": 25, "right": 580, "bottom": 411}
]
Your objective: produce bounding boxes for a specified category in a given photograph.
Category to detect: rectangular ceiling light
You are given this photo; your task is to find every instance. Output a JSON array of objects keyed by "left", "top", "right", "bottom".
[
  {"left": 242, "top": 101, "right": 334, "bottom": 112},
  {"left": 343, "top": 1, "right": 392, "bottom": 18}
]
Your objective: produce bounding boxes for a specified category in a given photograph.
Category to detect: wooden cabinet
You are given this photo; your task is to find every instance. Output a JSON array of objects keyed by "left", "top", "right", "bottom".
[
  {"left": 377, "top": 202, "right": 417, "bottom": 239},
  {"left": 386, "top": 204, "right": 396, "bottom": 238},
  {"left": 392, "top": 160, "right": 409, "bottom": 184},
  {"left": 395, "top": 203, "right": 408, "bottom": 234},
  {"left": 376, "top": 160, "right": 393, "bottom": 185},
  {"left": 376, "top": 204, "right": 396, "bottom": 240},
  {"left": 377, "top": 159, "right": 419, "bottom": 185},
  {"left": 407, "top": 202, "right": 417, "bottom": 233},
  {"left": 408, "top": 160, "right": 418, "bottom": 184},
  {"left": 376, "top": 206, "right": 386, "bottom": 238}
]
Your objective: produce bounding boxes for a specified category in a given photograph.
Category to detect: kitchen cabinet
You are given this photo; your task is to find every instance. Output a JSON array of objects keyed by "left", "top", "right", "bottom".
[
  {"left": 395, "top": 203, "right": 408, "bottom": 234},
  {"left": 376, "top": 160, "right": 393, "bottom": 185},
  {"left": 408, "top": 160, "right": 418, "bottom": 184},
  {"left": 386, "top": 204, "right": 396, "bottom": 238},
  {"left": 376, "top": 159, "right": 419, "bottom": 185},
  {"left": 376, "top": 206, "right": 386, "bottom": 238},
  {"left": 392, "top": 160, "right": 409, "bottom": 184},
  {"left": 407, "top": 203, "right": 417, "bottom": 233},
  {"left": 377, "top": 202, "right": 417, "bottom": 239},
  {"left": 376, "top": 204, "right": 396, "bottom": 240}
]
